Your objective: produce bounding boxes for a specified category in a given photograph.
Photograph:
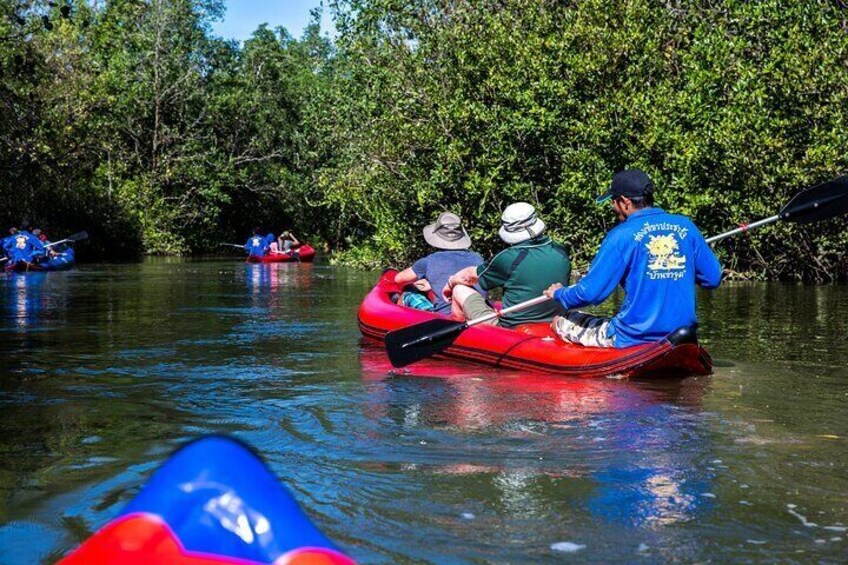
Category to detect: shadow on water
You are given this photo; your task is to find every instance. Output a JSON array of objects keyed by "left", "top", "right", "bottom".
[{"left": 0, "top": 262, "right": 846, "bottom": 563}]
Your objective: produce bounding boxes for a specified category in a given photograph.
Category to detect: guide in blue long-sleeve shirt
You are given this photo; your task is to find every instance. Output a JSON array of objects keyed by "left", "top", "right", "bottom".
[{"left": 544, "top": 169, "right": 723, "bottom": 348}]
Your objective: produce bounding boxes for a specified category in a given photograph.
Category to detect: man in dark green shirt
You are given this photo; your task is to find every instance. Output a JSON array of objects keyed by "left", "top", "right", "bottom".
[{"left": 443, "top": 202, "right": 571, "bottom": 328}]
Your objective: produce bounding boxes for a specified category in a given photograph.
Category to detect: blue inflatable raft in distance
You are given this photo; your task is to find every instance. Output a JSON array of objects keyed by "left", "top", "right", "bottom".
[{"left": 5, "top": 248, "right": 75, "bottom": 272}]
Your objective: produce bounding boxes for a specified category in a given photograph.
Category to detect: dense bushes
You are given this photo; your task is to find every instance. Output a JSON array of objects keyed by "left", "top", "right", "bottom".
[
  {"left": 313, "top": 0, "right": 848, "bottom": 280},
  {"left": 1, "top": 1, "right": 846, "bottom": 279},
  {"left": 0, "top": 0, "right": 327, "bottom": 257}
]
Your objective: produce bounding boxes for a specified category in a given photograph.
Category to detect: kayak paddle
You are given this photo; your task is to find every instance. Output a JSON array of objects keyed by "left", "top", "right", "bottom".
[
  {"left": 706, "top": 175, "right": 848, "bottom": 244},
  {"left": 220, "top": 243, "right": 246, "bottom": 250},
  {"left": 386, "top": 175, "right": 848, "bottom": 368},
  {"left": 44, "top": 231, "right": 88, "bottom": 248},
  {"left": 385, "top": 295, "right": 549, "bottom": 367}
]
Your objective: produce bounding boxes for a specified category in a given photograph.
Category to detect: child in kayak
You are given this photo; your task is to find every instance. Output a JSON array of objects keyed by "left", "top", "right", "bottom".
[
  {"left": 395, "top": 212, "right": 484, "bottom": 314},
  {"left": 544, "top": 169, "right": 723, "bottom": 348},
  {"left": 442, "top": 203, "right": 571, "bottom": 327}
]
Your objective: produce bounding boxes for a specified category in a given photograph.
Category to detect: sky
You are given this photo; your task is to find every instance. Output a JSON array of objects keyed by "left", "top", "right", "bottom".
[{"left": 212, "top": 0, "right": 335, "bottom": 42}]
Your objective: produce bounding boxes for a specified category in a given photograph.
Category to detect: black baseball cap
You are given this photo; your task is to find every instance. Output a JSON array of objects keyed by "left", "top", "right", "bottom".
[{"left": 596, "top": 169, "right": 655, "bottom": 204}]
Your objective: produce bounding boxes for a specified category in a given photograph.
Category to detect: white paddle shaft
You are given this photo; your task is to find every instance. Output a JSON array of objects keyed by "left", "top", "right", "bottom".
[
  {"left": 44, "top": 238, "right": 71, "bottom": 249},
  {"left": 466, "top": 294, "right": 551, "bottom": 328},
  {"left": 705, "top": 215, "right": 780, "bottom": 244}
]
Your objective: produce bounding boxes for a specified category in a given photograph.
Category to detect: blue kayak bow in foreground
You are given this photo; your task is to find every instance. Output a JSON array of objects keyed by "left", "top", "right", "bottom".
[{"left": 61, "top": 436, "right": 355, "bottom": 564}]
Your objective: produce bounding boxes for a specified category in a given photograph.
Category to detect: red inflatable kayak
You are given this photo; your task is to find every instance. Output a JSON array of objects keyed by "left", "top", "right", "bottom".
[
  {"left": 358, "top": 271, "right": 712, "bottom": 379},
  {"left": 246, "top": 244, "right": 316, "bottom": 263}
]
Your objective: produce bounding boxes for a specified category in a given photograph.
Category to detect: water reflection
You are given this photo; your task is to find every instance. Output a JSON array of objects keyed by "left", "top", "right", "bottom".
[
  {"left": 359, "top": 346, "right": 713, "bottom": 532},
  {"left": 2, "top": 273, "right": 49, "bottom": 331},
  {"left": 245, "top": 263, "right": 315, "bottom": 317},
  {"left": 246, "top": 263, "right": 313, "bottom": 294}
]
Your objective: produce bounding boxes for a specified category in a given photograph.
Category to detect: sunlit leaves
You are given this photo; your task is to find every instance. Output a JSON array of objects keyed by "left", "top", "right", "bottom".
[{"left": 314, "top": 0, "right": 848, "bottom": 279}]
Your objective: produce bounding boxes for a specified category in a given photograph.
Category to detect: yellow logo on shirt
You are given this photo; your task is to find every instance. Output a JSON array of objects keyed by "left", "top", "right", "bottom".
[
  {"left": 15, "top": 235, "right": 26, "bottom": 249},
  {"left": 646, "top": 234, "right": 686, "bottom": 278}
]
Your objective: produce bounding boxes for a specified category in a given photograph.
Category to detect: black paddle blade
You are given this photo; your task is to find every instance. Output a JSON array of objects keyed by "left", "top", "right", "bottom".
[
  {"left": 385, "top": 318, "right": 467, "bottom": 368},
  {"left": 780, "top": 175, "right": 848, "bottom": 224},
  {"left": 67, "top": 231, "right": 89, "bottom": 242}
]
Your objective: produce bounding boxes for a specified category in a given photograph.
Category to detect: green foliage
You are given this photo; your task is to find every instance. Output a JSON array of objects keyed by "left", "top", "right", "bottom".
[
  {"left": 0, "top": 0, "right": 846, "bottom": 280},
  {"left": 313, "top": 0, "right": 848, "bottom": 280},
  {"left": 0, "top": 0, "right": 328, "bottom": 256}
]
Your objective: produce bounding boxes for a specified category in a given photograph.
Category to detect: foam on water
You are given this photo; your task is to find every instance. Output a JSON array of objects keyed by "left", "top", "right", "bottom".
[{"left": 551, "top": 542, "right": 586, "bottom": 553}]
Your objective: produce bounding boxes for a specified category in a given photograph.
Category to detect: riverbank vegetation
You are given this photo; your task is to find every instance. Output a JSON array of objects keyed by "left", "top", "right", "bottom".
[{"left": 1, "top": 0, "right": 846, "bottom": 280}]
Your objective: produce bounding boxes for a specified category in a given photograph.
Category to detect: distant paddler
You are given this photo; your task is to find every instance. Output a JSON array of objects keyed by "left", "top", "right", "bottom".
[
  {"left": 276, "top": 230, "right": 300, "bottom": 253},
  {"left": 2, "top": 221, "right": 47, "bottom": 266},
  {"left": 1, "top": 227, "right": 17, "bottom": 257},
  {"left": 244, "top": 227, "right": 271, "bottom": 259}
]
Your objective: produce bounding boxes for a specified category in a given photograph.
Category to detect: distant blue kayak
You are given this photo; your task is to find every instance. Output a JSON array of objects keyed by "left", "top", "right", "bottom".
[
  {"left": 5, "top": 248, "right": 75, "bottom": 272},
  {"left": 61, "top": 436, "right": 356, "bottom": 564}
]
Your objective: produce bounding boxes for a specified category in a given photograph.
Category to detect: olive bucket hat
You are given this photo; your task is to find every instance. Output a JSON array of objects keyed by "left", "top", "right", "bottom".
[{"left": 423, "top": 212, "right": 472, "bottom": 250}]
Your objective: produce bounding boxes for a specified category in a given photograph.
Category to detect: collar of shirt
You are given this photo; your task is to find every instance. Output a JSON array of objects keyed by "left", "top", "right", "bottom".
[
  {"left": 625, "top": 207, "right": 665, "bottom": 222},
  {"left": 512, "top": 235, "right": 552, "bottom": 247}
]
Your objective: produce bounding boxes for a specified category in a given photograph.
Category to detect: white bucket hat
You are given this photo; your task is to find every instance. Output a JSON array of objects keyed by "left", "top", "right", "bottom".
[{"left": 498, "top": 202, "right": 546, "bottom": 245}]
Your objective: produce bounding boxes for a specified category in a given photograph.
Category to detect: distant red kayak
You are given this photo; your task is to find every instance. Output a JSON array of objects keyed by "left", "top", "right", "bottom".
[
  {"left": 358, "top": 270, "right": 713, "bottom": 379},
  {"left": 246, "top": 244, "right": 316, "bottom": 263}
]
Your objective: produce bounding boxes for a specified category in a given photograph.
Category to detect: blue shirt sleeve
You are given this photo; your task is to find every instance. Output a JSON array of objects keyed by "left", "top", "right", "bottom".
[
  {"left": 553, "top": 231, "right": 628, "bottom": 310},
  {"left": 690, "top": 223, "right": 722, "bottom": 289},
  {"left": 411, "top": 256, "right": 428, "bottom": 279}
]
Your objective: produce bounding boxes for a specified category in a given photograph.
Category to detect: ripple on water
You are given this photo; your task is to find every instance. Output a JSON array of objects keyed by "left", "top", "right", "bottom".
[
  {"left": 177, "top": 306, "right": 269, "bottom": 315},
  {"left": 551, "top": 541, "right": 586, "bottom": 553},
  {"left": 0, "top": 522, "right": 62, "bottom": 564},
  {"left": 3, "top": 264, "right": 848, "bottom": 564}
]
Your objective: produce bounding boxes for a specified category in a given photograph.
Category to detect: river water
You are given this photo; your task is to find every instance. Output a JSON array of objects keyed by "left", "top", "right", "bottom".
[{"left": 0, "top": 260, "right": 846, "bottom": 564}]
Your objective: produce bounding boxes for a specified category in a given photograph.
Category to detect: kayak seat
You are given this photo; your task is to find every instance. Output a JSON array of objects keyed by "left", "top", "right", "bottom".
[{"left": 666, "top": 325, "right": 699, "bottom": 345}]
